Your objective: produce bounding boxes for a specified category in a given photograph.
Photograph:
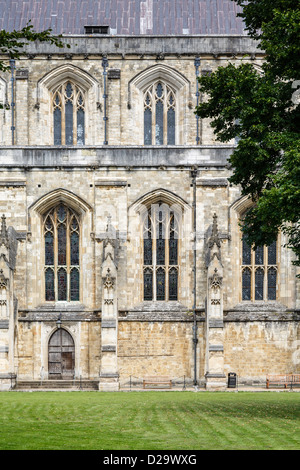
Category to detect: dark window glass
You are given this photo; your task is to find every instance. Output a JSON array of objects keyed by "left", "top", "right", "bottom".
[
  {"left": 144, "top": 268, "right": 153, "bottom": 301},
  {"left": 268, "top": 241, "right": 277, "bottom": 265},
  {"left": 44, "top": 205, "right": 80, "bottom": 302},
  {"left": 54, "top": 108, "right": 62, "bottom": 145},
  {"left": 57, "top": 224, "right": 67, "bottom": 266},
  {"left": 70, "top": 231, "right": 79, "bottom": 266},
  {"left": 242, "top": 268, "right": 251, "bottom": 300},
  {"left": 255, "top": 246, "right": 264, "bottom": 265},
  {"left": 70, "top": 268, "right": 80, "bottom": 301},
  {"left": 169, "top": 238, "right": 178, "bottom": 265},
  {"left": 155, "top": 100, "right": 164, "bottom": 145},
  {"left": 144, "top": 238, "right": 152, "bottom": 266},
  {"left": 66, "top": 82, "right": 73, "bottom": 98},
  {"left": 268, "top": 267, "right": 277, "bottom": 300},
  {"left": 45, "top": 268, "right": 55, "bottom": 301},
  {"left": 156, "top": 83, "right": 163, "bottom": 98},
  {"left": 53, "top": 83, "right": 85, "bottom": 145},
  {"left": 169, "top": 215, "right": 178, "bottom": 265},
  {"left": 143, "top": 205, "right": 179, "bottom": 301},
  {"left": 156, "top": 267, "right": 165, "bottom": 301},
  {"left": 144, "top": 83, "right": 176, "bottom": 145},
  {"left": 45, "top": 231, "right": 54, "bottom": 266},
  {"left": 77, "top": 108, "right": 85, "bottom": 145},
  {"left": 255, "top": 268, "right": 264, "bottom": 300},
  {"left": 57, "top": 268, "right": 67, "bottom": 301},
  {"left": 156, "top": 237, "right": 165, "bottom": 265},
  {"left": 242, "top": 239, "right": 251, "bottom": 265},
  {"left": 143, "top": 214, "right": 152, "bottom": 265},
  {"left": 65, "top": 100, "right": 73, "bottom": 145},
  {"left": 156, "top": 212, "right": 165, "bottom": 265},
  {"left": 169, "top": 267, "right": 178, "bottom": 301},
  {"left": 167, "top": 107, "right": 175, "bottom": 145},
  {"left": 58, "top": 204, "right": 66, "bottom": 222},
  {"left": 144, "top": 108, "right": 152, "bottom": 145}
]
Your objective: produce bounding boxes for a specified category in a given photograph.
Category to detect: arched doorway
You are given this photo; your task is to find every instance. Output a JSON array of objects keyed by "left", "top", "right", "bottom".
[{"left": 48, "top": 328, "right": 75, "bottom": 379}]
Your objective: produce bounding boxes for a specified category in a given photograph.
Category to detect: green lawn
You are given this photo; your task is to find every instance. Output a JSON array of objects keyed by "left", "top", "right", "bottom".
[{"left": 0, "top": 391, "right": 299, "bottom": 450}]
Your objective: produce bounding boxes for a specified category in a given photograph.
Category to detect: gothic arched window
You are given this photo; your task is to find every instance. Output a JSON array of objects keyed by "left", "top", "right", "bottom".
[
  {"left": 242, "top": 238, "right": 278, "bottom": 301},
  {"left": 44, "top": 203, "right": 80, "bottom": 302},
  {"left": 53, "top": 80, "right": 85, "bottom": 145},
  {"left": 143, "top": 203, "right": 179, "bottom": 301},
  {"left": 144, "top": 81, "right": 176, "bottom": 145}
]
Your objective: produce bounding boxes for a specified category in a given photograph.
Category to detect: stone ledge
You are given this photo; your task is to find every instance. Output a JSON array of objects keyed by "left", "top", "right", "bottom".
[
  {"left": 101, "top": 320, "right": 117, "bottom": 328},
  {"left": 205, "top": 373, "right": 226, "bottom": 379},
  {"left": 208, "top": 345, "right": 224, "bottom": 352},
  {"left": 209, "top": 319, "right": 224, "bottom": 328},
  {"left": 0, "top": 146, "right": 235, "bottom": 168},
  {"left": 0, "top": 181, "right": 26, "bottom": 187},
  {"left": 102, "top": 345, "right": 116, "bottom": 352},
  {"left": 0, "top": 320, "right": 9, "bottom": 329},
  {"left": 18, "top": 310, "right": 101, "bottom": 322},
  {"left": 224, "top": 302, "right": 300, "bottom": 322},
  {"left": 18, "top": 36, "right": 261, "bottom": 57},
  {"left": 197, "top": 178, "right": 228, "bottom": 187},
  {"left": 224, "top": 310, "right": 300, "bottom": 322}
]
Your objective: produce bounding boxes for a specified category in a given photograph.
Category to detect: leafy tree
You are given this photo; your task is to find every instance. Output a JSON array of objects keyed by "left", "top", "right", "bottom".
[
  {"left": 0, "top": 20, "right": 69, "bottom": 72},
  {"left": 195, "top": 0, "right": 300, "bottom": 272}
]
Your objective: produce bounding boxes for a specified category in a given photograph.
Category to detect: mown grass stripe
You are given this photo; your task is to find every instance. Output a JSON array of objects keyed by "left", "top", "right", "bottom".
[{"left": 0, "top": 391, "right": 299, "bottom": 450}]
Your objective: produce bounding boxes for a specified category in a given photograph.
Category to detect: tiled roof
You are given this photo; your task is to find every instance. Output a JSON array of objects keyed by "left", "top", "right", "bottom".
[{"left": 0, "top": 0, "right": 246, "bottom": 35}]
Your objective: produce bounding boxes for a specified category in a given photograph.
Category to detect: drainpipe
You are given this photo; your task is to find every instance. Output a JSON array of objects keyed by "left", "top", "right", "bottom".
[
  {"left": 194, "top": 57, "right": 201, "bottom": 145},
  {"left": 191, "top": 166, "right": 198, "bottom": 386},
  {"left": 9, "top": 58, "right": 16, "bottom": 145},
  {"left": 102, "top": 56, "right": 108, "bottom": 145}
]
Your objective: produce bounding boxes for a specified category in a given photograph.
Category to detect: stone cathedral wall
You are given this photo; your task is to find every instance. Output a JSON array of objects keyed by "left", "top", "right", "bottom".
[
  {"left": 0, "top": 36, "right": 299, "bottom": 388},
  {"left": 15, "top": 318, "right": 300, "bottom": 384}
]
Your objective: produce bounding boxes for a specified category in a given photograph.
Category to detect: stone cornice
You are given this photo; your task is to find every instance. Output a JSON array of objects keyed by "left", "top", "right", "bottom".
[{"left": 0, "top": 145, "right": 235, "bottom": 168}]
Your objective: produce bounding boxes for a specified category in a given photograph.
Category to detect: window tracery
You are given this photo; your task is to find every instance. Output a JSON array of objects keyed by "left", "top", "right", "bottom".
[
  {"left": 242, "top": 239, "right": 278, "bottom": 301},
  {"left": 53, "top": 80, "right": 85, "bottom": 145},
  {"left": 44, "top": 203, "right": 80, "bottom": 302},
  {"left": 144, "top": 81, "right": 176, "bottom": 145},
  {"left": 143, "top": 203, "right": 179, "bottom": 301}
]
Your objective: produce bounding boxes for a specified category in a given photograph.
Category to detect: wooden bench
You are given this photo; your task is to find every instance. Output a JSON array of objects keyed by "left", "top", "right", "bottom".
[
  {"left": 291, "top": 374, "right": 300, "bottom": 386},
  {"left": 266, "top": 374, "right": 300, "bottom": 389},
  {"left": 266, "top": 374, "right": 290, "bottom": 389},
  {"left": 143, "top": 376, "right": 172, "bottom": 389}
]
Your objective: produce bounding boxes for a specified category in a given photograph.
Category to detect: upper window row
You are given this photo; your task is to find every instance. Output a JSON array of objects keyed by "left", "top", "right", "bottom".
[
  {"left": 52, "top": 79, "right": 176, "bottom": 146},
  {"left": 53, "top": 80, "right": 85, "bottom": 146}
]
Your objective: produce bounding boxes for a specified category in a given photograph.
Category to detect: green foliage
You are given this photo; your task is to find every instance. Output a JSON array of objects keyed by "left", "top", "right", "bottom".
[
  {"left": 0, "top": 20, "right": 69, "bottom": 72},
  {"left": 195, "top": 0, "right": 300, "bottom": 271}
]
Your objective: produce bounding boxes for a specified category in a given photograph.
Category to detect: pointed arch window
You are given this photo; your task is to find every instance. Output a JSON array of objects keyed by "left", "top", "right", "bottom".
[
  {"left": 242, "top": 239, "right": 278, "bottom": 301},
  {"left": 44, "top": 203, "right": 80, "bottom": 302},
  {"left": 144, "top": 81, "right": 176, "bottom": 145},
  {"left": 143, "top": 203, "right": 179, "bottom": 301},
  {"left": 53, "top": 80, "right": 85, "bottom": 145}
]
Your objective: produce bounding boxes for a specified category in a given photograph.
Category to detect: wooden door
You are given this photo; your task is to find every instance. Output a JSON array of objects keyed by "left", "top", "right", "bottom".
[{"left": 48, "top": 329, "right": 75, "bottom": 379}]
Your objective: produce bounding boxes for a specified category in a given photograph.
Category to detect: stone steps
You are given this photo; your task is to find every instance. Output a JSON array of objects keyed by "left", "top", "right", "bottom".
[{"left": 15, "top": 380, "right": 99, "bottom": 391}]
